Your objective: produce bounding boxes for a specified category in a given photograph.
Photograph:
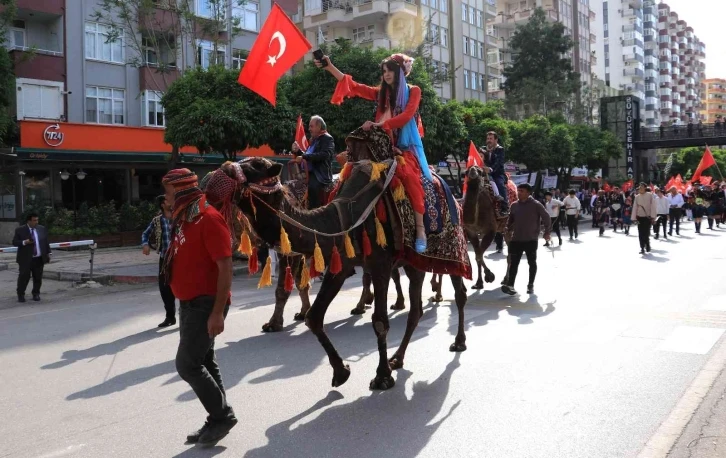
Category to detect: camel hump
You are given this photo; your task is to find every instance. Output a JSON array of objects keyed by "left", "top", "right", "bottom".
[{"left": 345, "top": 126, "right": 395, "bottom": 162}]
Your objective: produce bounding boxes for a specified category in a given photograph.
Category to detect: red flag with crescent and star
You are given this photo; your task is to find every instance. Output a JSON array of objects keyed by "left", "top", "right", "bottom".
[
  {"left": 462, "top": 141, "right": 483, "bottom": 194},
  {"left": 238, "top": 3, "right": 311, "bottom": 106},
  {"left": 295, "top": 114, "right": 309, "bottom": 151}
]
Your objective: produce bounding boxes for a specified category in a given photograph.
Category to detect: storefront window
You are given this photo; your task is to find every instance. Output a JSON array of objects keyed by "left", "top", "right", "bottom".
[
  {"left": 0, "top": 172, "right": 16, "bottom": 219},
  {"left": 23, "top": 170, "right": 51, "bottom": 210}
]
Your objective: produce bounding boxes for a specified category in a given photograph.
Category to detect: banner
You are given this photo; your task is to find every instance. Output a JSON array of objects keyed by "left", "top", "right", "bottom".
[
  {"left": 528, "top": 172, "right": 538, "bottom": 187},
  {"left": 509, "top": 173, "right": 538, "bottom": 186},
  {"left": 542, "top": 175, "right": 557, "bottom": 189}
]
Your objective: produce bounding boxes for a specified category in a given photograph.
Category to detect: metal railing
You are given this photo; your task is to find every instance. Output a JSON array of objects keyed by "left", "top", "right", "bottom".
[
  {"left": 638, "top": 122, "right": 726, "bottom": 142},
  {"left": 0, "top": 240, "right": 99, "bottom": 282}
]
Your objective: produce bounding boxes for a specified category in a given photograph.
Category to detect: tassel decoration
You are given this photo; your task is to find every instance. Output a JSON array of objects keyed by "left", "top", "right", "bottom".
[
  {"left": 374, "top": 217, "right": 387, "bottom": 248},
  {"left": 299, "top": 256, "right": 311, "bottom": 289},
  {"left": 376, "top": 200, "right": 387, "bottom": 223},
  {"left": 313, "top": 238, "right": 325, "bottom": 273},
  {"left": 280, "top": 225, "right": 292, "bottom": 255},
  {"left": 344, "top": 233, "right": 356, "bottom": 258},
  {"left": 258, "top": 255, "right": 272, "bottom": 288},
  {"left": 369, "top": 162, "right": 388, "bottom": 182},
  {"left": 393, "top": 183, "right": 406, "bottom": 202},
  {"left": 310, "top": 257, "right": 319, "bottom": 278},
  {"left": 249, "top": 194, "right": 257, "bottom": 219},
  {"left": 329, "top": 245, "right": 342, "bottom": 275},
  {"left": 248, "top": 247, "right": 259, "bottom": 274},
  {"left": 396, "top": 155, "right": 406, "bottom": 166},
  {"left": 284, "top": 266, "right": 294, "bottom": 292},
  {"left": 239, "top": 229, "right": 252, "bottom": 256},
  {"left": 362, "top": 229, "right": 372, "bottom": 257}
]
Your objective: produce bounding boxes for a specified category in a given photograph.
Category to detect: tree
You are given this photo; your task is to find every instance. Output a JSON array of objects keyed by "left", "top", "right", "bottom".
[
  {"left": 0, "top": 0, "right": 16, "bottom": 146},
  {"left": 162, "top": 66, "right": 294, "bottom": 160},
  {"left": 502, "top": 8, "right": 580, "bottom": 120},
  {"left": 456, "top": 99, "right": 512, "bottom": 149},
  {"left": 508, "top": 115, "right": 552, "bottom": 172}
]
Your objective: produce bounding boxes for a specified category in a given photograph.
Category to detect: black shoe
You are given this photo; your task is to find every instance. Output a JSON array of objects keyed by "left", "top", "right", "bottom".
[
  {"left": 559, "top": 239, "right": 562, "bottom": 246},
  {"left": 32, "top": 294, "right": 40, "bottom": 302},
  {"left": 646, "top": 245, "right": 651, "bottom": 252},
  {"left": 640, "top": 249, "right": 645, "bottom": 255},
  {"left": 496, "top": 248, "right": 503, "bottom": 254},
  {"left": 501, "top": 285, "right": 517, "bottom": 296},
  {"left": 198, "top": 417, "right": 238, "bottom": 444},
  {"left": 526, "top": 284, "right": 534, "bottom": 294},
  {"left": 17, "top": 295, "right": 25, "bottom": 303},
  {"left": 158, "top": 318, "right": 176, "bottom": 328},
  {"left": 654, "top": 235, "right": 658, "bottom": 240},
  {"left": 668, "top": 231, "right": 672, "bottom": 236},
  {"left": 187, "top": 421, "right": 211, "bottom": 443},
  {"left": 543, "top": 242, "right": 549, "bottom": 247}
]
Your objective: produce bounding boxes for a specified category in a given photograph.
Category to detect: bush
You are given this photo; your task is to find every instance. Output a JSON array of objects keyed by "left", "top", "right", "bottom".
[{"left": 32, "top": 200, "right": 158, "bottom": 236}]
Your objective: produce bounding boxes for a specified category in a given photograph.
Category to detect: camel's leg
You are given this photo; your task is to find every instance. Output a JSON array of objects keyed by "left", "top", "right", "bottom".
[
  {"left": 469, "top": 234, "right": 484, "bottom": 290},
  {"left": 478, "top": 232, "right": 497, "bottom": 284},
  {"left": 449, "top": 275, "right": 468, "bottom": 352},
  {"left": 389, "top": 266, "right": 426, "bottom": 371},
  {"left": 369, "top": 262, "right": 395, "bottom": 390},
  {"left": 351, "top": 270, "right": 373, "bottom": 315},
  {"left": 262, "top": 255, "right": 298, "bottom": 332},
  {"left": 429, "top": 273, "right": 444, "bottom": 303},
  {"left": 389, "top": 267, "right": 406, "bottom": 310},
  {"left": 305, "top": 266, "right": 353, "bottom": 388},
  {"left": 293, "top": 256, "right": 312, "bottom": 321}
]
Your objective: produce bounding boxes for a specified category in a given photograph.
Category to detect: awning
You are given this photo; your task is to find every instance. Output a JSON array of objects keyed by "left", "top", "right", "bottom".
[{"left": 14, "top": 148, "right": 293, "bottom": 165}]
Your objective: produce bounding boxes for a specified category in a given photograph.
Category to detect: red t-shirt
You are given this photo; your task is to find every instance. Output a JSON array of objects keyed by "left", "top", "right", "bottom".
[{"left": 169, "top": 205, "right": 232, "bottom": 301}]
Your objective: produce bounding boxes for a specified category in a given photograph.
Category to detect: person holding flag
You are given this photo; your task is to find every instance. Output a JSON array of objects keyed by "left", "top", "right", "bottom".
[
  {"left": 291, "top": 115, "right": 335, "bottom": 209},
  {"left": 462, "top": 140, "right": 483, "bottom": 196},
  {"left": 481, "top": 131, "right": 509, "bottom": 215}
]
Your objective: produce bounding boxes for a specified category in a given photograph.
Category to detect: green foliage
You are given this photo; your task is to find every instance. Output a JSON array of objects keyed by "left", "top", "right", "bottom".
[
  {"left": 509, "top": 115, "right": 552, "bottom": 172},
  {"left": 163, "top": 66, "right": 295, "bottom": 159},
  {"left": 456, "top": 100, "right": 512, "bottom": 150},
  {"left": 502, "top": 8, "right": 580, "bottom": 119},
  {"left": 26, "top": 201, "right": 157, "bottom": 236},
  {"left": 668, "top": 147, "right": 726, "bottom": 180}
]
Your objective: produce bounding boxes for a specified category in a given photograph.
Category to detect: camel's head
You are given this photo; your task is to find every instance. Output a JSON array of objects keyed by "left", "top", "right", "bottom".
[
  {"left": 467, "top": 165, "right": 486, "bottom": 182},
  {"left": 235, "top": 157, "right": 285, "bottom": 217}
]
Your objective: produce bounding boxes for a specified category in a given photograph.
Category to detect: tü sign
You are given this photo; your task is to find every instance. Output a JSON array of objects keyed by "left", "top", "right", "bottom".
[{"left": 43, "top": 124, "right": 64, "bottom": 147}]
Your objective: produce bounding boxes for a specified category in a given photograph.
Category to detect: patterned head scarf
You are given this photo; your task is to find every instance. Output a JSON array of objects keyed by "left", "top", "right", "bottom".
[{"left": 203, "top": 162, "right": 246, "bottom": 234}]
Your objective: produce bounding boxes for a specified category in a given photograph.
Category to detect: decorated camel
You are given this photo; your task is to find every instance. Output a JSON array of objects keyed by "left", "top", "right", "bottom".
[{"left": 226, "top": 127, "right": 471, "bottom": 390}]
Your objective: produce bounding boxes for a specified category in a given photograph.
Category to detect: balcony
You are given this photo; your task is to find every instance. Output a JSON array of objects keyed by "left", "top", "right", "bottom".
[
  {"left": 489, "top": 9, "right": 558, "bottom": 29},
  {"left": 17, "top": 0, "right": 63, "bottom": 16},
  {"left": 623, "top": 0, "right": 643, "bottom": 7},
  {"left": 138, "top": 6, "right": 180, "bottom": 32},
  {"left": 10, "top": 49, "right": 64, "bottom": 82},
  {"left": 487, "top": 65, "right": 500, "bottom": 78},
  {"left": 139, "top": 65, "right": 181, "bottom": 93},
  {"left": 485, "top": 34, "right": 499, "bottom": 47},
  {"left": 590, "top": 32, "right": 596, "bottom": 44},
  {"left": 303, "top": 0, "right": 404, "bottom": 28},
  {"left": 485, "top": 3, "right": 496, "bottom": 18}
]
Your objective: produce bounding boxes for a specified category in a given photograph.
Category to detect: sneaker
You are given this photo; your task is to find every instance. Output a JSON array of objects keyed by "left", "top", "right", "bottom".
[
  {"left": 198, "top": 417, "right": 238, "bottom": 444},
  {"left": 186, "top": 421, "right": 211, "bottom": 443},
  {"left": 501, "top": 285, "right": 517, "bottom": 296},
  {"left": 526, "top": 284, "right": 534, "bottom": 294}
]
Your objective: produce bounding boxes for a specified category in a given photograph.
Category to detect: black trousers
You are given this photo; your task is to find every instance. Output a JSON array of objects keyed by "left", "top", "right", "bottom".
[
  {"left": 550, "top": 216, "right": 562, "bottom": 241},
  {"left": 668, "top": 208, "right": 681, "bottom": 234},
  {"left": 566, "top": 214, "right": 578, "bottom": 238},
  {"left": 307, "top": 174, "right": 325, "bottom": 210},
  {"left": 176, "top": 296, "right": 233, "bottom": 421},
  {"left": 492, "top": 175, "right": 509, "bottom": 211},
  {"left": 158, "top": 257, "right": 176, "bottom": 320},
  {"left": 494, "top": 232, "right": 504, "bottom": 251},
  {"left": 637, "top": 217, "right": 652, "bottom": 250},
  {"left": 17, "top": 257, "right": 43, "bottom": 296},
  {"left": 654, "top": 215, "right": 668, "bottom": 237},
  {"left": 507, "top": 240, "right": 538, "bottom": 287}
]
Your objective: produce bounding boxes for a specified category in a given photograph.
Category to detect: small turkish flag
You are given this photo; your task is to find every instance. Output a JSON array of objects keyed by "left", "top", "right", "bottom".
[
  {"left": 238, "top": 3, "right": 311, "bottom": 106},
  {"left": 462, "top": 141, "right": 483, "bottom": 194},
  {"left": 295, "top": 114, "right": 309, "bottom": 151},
  {"left": 691, "top": 146, "right": 716, "bottom": 183}
]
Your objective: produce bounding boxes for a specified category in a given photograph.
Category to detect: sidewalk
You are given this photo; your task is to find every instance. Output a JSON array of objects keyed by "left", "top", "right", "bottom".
[{"left": 0, "top": 247, "right": 248, "bottom": 285}]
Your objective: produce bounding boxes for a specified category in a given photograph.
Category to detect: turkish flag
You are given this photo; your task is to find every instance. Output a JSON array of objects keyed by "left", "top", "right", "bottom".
[
  {"left": 238, "top": 3, "right": 311, "bottom": 106},
  {"left": 665, "top": 176, "right": 675, "bottom": 191},
  {"left": 462, "top": 141, "right": 483, "bottom": 194},
  {"left": 701, "top": 176, "right": 713, "bottom": 186},
  {"left": 603, "top": 182, "right": 611, "bottom": 192},
  {"left": 295, "top": 114, "right": 309, "bottom": 151},
  {"left": 621, "top": 180, "right": 633, "bottom": 192},
  {"left": 691, "top": 147, "right": 716, "bottom": 183}
]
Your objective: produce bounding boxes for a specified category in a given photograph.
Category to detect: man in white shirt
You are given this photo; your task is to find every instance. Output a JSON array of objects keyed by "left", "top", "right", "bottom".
[
  {"left": 665, "top": 187, "right": 684, "bottom": 236},
  {"left": 562, "top": 189, "right": 582, "bottom": 240},
  {"left": 653, "top": 188, "right": 670, "bottom": 239},
  {"left": 543, "top": 191, "right": 562, "bottom": 246}
]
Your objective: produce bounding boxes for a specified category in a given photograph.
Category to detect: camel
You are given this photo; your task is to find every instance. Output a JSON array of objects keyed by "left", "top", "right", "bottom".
[{"left": 228, "top": 129, "right": 469, "bottom": 390}]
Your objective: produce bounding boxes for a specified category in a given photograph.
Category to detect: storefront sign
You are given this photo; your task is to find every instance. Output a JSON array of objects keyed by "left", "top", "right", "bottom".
[
  {"left": 43, "top": 124, "right": 64, "bottom": 147},
  {"left": 625, "top": 96, "right": 634, "bottom": 180},
  {"left": 29, "top": 152, "right": 49, "bottom": 160}
]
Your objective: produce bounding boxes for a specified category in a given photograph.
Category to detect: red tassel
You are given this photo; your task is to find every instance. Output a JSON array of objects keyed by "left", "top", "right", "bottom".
[
  {"left": 376, "top": 200, "right": 387, "bottom": 223},
  {"left": 330, "top": 245, "right": 342, "bottom": 275},
  {"left": 362, "top": 229, "right": 372, "bottom": 257},
  {"left": 248, "top": 247, "right": 259, "bottom": 275},
  {"left": 309, "top": 258, "right": 320, "bottom": 278},
  {"left": 284, "top": 266, "right": 294, "bottom": 292}
]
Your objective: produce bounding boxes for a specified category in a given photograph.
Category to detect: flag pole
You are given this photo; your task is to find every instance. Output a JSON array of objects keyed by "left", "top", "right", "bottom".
[{"left": 705, "top": 144, "right": 725, "bottom": 181}]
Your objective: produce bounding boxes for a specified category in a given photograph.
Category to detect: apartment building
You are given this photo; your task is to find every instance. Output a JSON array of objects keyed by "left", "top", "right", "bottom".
[
  {"left": 486, "top": 0, "right": 597, "bottom": 99},
  {"left": 1, "top": 0, "right": 269, "bottom": 225},
  {"left": 300, "top": 0, "right": 499, "bottom": 102},
  {"left": 700, "top": 78, "right": 726, "bottom": 122},
  {"left": 593, "top": 0, "right": 705, "bottom": 127}
]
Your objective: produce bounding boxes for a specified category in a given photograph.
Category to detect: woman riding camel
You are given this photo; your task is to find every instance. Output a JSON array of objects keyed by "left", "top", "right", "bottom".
[{"left": 315, "top": 52, "right": 430, "bottom": 254}]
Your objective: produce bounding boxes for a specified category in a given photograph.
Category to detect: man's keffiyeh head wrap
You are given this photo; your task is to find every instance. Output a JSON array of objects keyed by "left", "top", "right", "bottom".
[{"left": 202, "top": 161, "right": 246, "bottom": 235}]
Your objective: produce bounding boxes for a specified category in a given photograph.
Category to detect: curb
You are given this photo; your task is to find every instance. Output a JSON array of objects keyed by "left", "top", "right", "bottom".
[
  {"left": 42, "top": 263, "right": 249, "bottom": 285},
  {"left": 0, "top": 263, "right": 7, "bottom": 272}
]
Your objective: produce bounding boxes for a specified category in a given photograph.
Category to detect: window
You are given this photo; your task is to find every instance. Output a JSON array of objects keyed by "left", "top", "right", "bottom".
[
  {"left": 353, "top": 26, "right": 375, "bottom": 42},
  {"left": 10, "top": 20, "right": 25, "bottom": 48},
  {"left": 478, "top": 41, "right": 484, "bottom": 59},
  {"left": 421, "top": 0, "right": 428, "bottom": 5},
  {"left": 17, "top": 82, "right": 62, "bottom": 120},
  {"left": 476, "top": 10, "right": 483, "bottom": 27},
  {"left": 440, "top": 28, "right": 448, "bottom": 47},
  {"left": 469, "top": 6, "right": 475, "bottom": 24},
  {"left": 463, "top": 37, "right": 469, "bottom": 55},
  {"left": 462, "top": 4, "right": 468, "bottom": 21},
  {"left": 479, "top": 73, "right": 486, "bottom": 91},
  {"left": 196, "top": 0, "right": 213, "bottom": 17},
  {"left": 86, "top": 86, "right": 125, "bottom": 125},
  {"left": 471, "top": 71, "right": 477, "bottom": 90},
  {"left": 439, "top": 0, "right": 446, "bottom": 13},
  {"left": 234, "top": 1, "right": 259, "bottom": 32},
  {"left": 232, "top": 48, "right": 247, "bottom": 69},
  {"left": 197, "top": 40, "right": 226, "bottom": 69},
  {"left": 441, "top": 62, "right": 449, "bottom": 75},
  {"left": 85, "top": 22, "right": 124, "bottom": 63},
  {"left": 143, "top": 90, "right": 165, "bottom": 127},
  {"left": 464, "top": 69, "right": 469, "bottom": 89},
  {"left": 23, "top": 171, "right": 50, "bottom": 210},
  {"left": 0, "top": 172, "right": 16, "bottom": 220}
]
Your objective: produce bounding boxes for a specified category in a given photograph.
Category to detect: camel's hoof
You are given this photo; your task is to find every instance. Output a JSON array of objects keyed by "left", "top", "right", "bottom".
[
  {"left": 485, "top": 271, "right": 496, "bottom": 283},
  {"left": 262, "top": 322, "right": 283, "bottom": 333},
  {"left": 390, "top": 299, "right": 406, "bottom": 311},
  {"left": 332, "top": 365, "right": 351, "bottom": 388},
  {"left": 350, "top": 306, "right": 366, "bottom": 315},
  {"left": 389, "top": 356, "right": 404, "bottom": 370},
  {"left": 449, "top": 341, "right": 467, "bottom": 352},
  {"left": 472, "top": 281, "right": 484, "bottom": 290},
  {"left": 293, "top": 311, "right": 307, "bottom": 321},
  {"left": 369, "top": 374, "right": 396, "bottom": 390},
  {"left": 429, "top": 294, "right": 444, "bottom": 303}
]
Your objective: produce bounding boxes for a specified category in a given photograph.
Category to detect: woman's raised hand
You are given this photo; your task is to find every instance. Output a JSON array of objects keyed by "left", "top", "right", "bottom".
[{"left": 313, "top": 55, "right": 331, "bottom": 69}]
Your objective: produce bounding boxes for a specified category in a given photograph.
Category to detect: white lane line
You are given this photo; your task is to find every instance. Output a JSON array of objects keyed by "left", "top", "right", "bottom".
[
  {"left": 658, "top": 326, "right": 725, "bottom": 355},
  {"left": 638, "top": 333, "right": 726, "bottom": 458}
]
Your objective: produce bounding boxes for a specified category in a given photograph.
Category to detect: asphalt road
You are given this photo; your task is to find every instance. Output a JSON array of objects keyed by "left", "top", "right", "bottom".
[{"left": 2, "top": 220, "right": 726, "bottom": 458}]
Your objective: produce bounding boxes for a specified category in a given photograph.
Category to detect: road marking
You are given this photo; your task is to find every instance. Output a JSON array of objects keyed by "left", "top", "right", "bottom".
[
  {"left": 638, "top": 333, "right": 726, "bottom": 458},
  {"left": 658, "top": 326, "right": 725, "bottom": 355},
  {"left": 34, "top": 444, "right": 87, "bottom": 458}
]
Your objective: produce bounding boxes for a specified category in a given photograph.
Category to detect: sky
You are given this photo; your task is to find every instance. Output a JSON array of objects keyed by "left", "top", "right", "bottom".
[{"left": 660, "top": 0, "right": 725, "bottom": 79}]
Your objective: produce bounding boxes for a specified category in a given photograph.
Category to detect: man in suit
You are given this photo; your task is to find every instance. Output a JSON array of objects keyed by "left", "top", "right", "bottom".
[
  {"left": 12, "top": 213, "right": 51, "bottom": 302},
  {"left": 481, "top": 131, "right": 509, "bottom": 215},
  {"left": 291, "top": 115, "right": 335, "bottom": 209}
]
